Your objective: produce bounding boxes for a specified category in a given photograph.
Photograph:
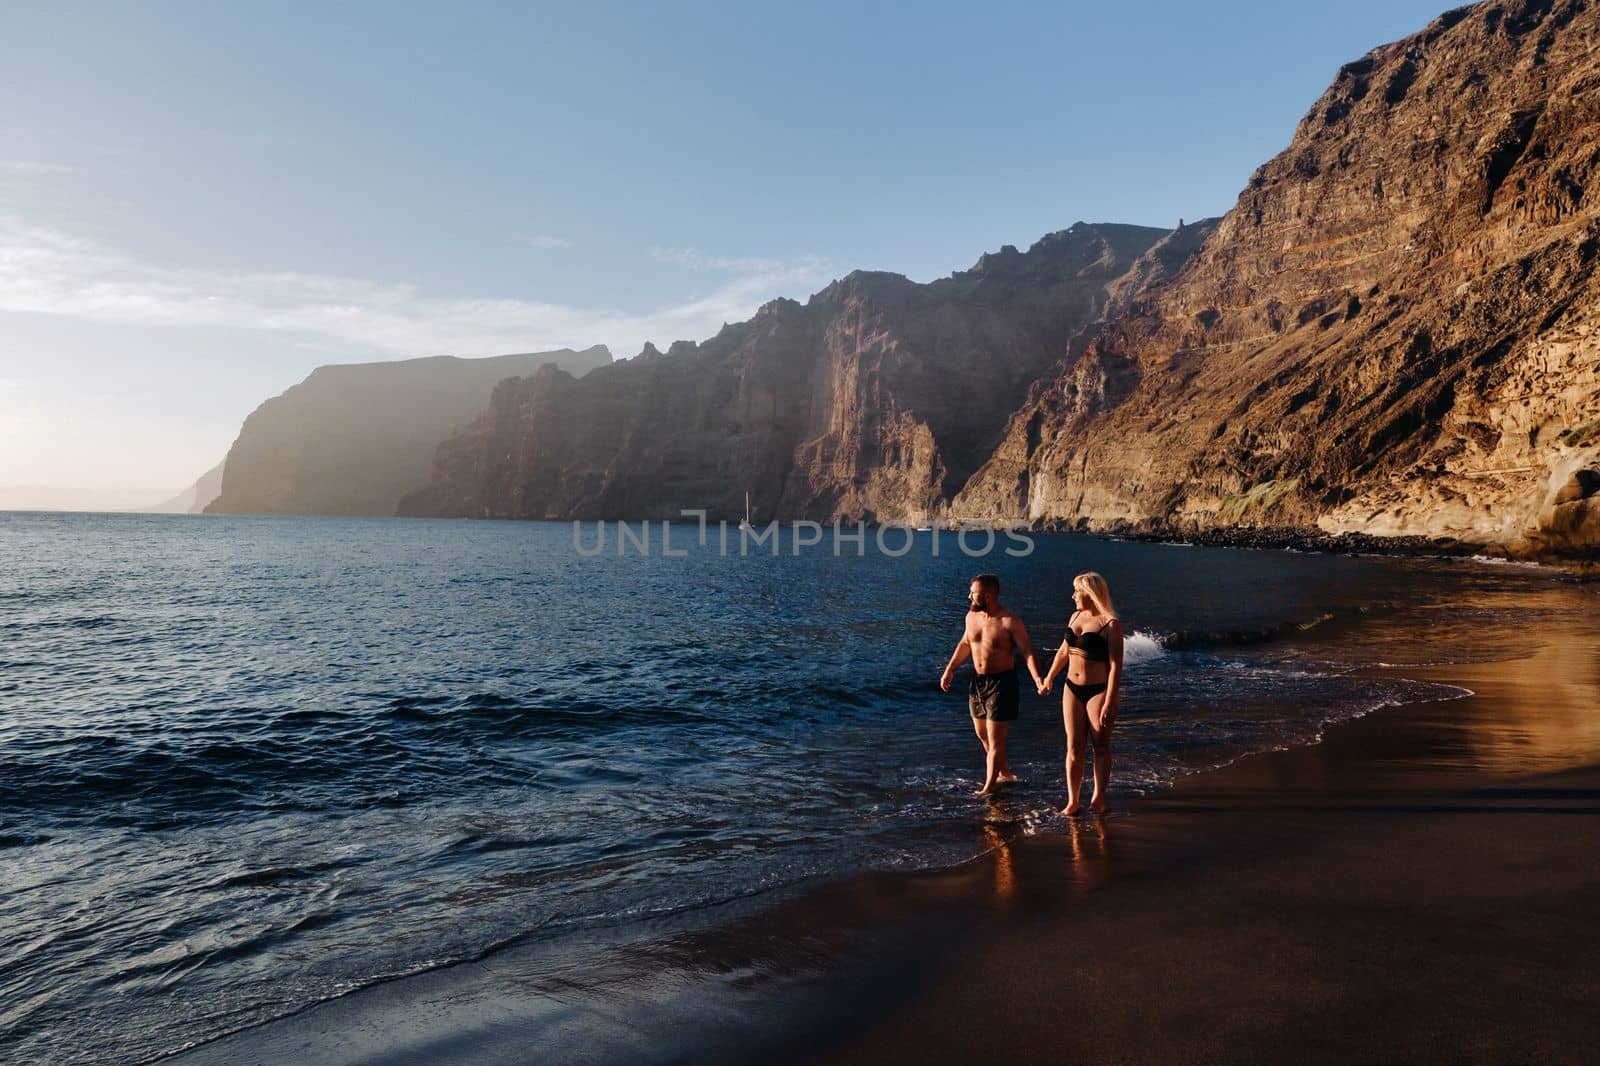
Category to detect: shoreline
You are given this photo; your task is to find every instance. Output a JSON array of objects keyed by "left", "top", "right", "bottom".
[
  {"left": 1084, "top": 523, "right": 1598, "bottom": 576},
  {"left": 792, "top": 626, "right": 1600, "bottom": 1063},
  {"left": 19, "top": 507, "right": 1594, "bottom": 575},
  {"left": 174, "top": 591, "right": 1600, "bottom": 1064}
]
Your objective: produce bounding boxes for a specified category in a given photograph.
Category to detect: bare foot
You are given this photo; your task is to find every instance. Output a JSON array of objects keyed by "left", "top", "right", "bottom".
[
  {"left": 1090, "top": 796, "right": 1106, "bottom": 814},
  {"left": 1062, "top": 800, "right": 1081, "bottom": 816},
  {"left": 975, "top": 786, "right": 998, "bottom": 797},
  {"left": 998, "top": 772, "right": 1018, "bottom": 786}
]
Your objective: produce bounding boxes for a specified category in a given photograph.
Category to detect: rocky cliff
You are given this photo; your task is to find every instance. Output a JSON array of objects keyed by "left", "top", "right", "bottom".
[
  {"left": 208, "top": 346, "right": 612, "bottom": 516},
  {"left": 398, "top": 223, "right": 1205, "bottom": 522},
  {"left": 140, "top": 460, "right": 225, "bottom": 513},
  {"left": 955, "top": 0, "right": 1600, "bottom": 558}
]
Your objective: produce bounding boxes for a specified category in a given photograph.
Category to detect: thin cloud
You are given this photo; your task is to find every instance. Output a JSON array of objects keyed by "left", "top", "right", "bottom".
[
  {"left": 650, "top": 246, "right": 829, "bottom": 275},
  {"left": 0, "top": 160, "right": 78, "bottom": 177},
  {"left": 0, "top": 215, "right": 836, "bottom": 360},
  {"left": 521, "top": 234, "right": 571, "bottom": 250}
]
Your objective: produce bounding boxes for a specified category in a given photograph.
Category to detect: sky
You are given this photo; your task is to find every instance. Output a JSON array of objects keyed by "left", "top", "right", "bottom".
[{"left": 0, "top": 0, "right": 1455, "bottom": 507}]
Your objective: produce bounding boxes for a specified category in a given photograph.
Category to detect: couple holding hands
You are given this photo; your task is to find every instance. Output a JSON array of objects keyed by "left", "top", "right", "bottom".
[{"left": 938, "top": 572, "right": 1124, "bottom": 813}]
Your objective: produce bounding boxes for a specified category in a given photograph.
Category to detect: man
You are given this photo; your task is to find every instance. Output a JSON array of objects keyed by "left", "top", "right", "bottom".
[{"left": 939, "top": 573, "right": 1045, "bottom": 796}]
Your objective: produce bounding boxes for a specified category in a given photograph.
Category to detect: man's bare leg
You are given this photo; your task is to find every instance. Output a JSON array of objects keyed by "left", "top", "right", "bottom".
[
  {"left": 992, "top": 720, "right": 1011, "bottom": 790},
  {"left": 971, "top": 714, "right": 993, "bottom": 792},
  {"left": 1062, "top": 695, "right": 1087, "bottom": 815},
  {"left": 977, "top": 719, "right": 1010, "bottom": 796}
]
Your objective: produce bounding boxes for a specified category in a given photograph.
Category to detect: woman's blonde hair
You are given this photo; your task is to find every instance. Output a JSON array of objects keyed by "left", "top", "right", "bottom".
[{"left": 1072, "top": 571, "right": 1118, "bottom": 620}]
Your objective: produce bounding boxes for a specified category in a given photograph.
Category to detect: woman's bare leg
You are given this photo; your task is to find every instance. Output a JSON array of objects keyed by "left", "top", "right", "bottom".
[
  {"left": 1062, "top": 693, "right": 1088, "bottom": 814},
  {"left": 1087, "top": 692, "right": 1114, "bottom": 813}
]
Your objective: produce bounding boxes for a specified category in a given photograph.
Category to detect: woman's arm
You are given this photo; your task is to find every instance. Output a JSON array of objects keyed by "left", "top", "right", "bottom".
[{"left": 1104, "top": 619, "right": 1125, "bottom": 721}]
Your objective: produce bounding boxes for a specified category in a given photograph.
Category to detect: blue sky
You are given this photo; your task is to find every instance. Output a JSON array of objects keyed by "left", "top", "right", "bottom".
[{"left": 1, "top": 0, "right": 1453, "bottom": 505}]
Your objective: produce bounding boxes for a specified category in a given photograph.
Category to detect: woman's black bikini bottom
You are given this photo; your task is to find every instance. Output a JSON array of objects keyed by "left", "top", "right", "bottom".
[{"left": 1064, "top": 679, "right": 1108, "bottom": 703}]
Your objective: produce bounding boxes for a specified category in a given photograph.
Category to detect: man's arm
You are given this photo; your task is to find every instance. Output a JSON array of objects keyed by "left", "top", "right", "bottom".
[
  {"left": 1012, "top": 617, "right": 1045, "bottom": 688},
  {"left": 1041, "top": 610, "right": 1078, "bottom": 693},
  {"left": 1041, "top": 641, "right": 1069, "bottom": 694},
  {"left": 940, "top": 629, "right": 973, "bottom": 692}
]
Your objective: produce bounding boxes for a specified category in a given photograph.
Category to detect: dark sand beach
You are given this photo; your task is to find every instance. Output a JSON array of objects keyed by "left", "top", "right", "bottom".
[
  {"left": 803, "top": 635, "right": 1600, "bottom": 1065},
  {"left": 177, "top": 607, "right": 1600, "bottom": 1066}
]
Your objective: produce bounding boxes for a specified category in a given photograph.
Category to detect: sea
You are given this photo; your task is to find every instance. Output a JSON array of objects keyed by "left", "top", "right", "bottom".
[{"left": 0, "top": 511, "right": 1589, "bottom": 1063}]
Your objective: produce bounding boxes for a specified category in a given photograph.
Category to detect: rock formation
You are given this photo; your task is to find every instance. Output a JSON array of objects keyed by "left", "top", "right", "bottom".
[
  {"left": 956, "top": 0, "right": 1600, "bottom": 559},
  {"left": 397, "top": 224, "right": 1203, "bottom": 523},
  {"left": 277, "top": 0, "right": 1600, "bottom": 560},
  {"left": 207, "top": 346, "right": 612, "bottom": 516},
  {"left": 140, "top": 460, "right": 225, "bottom": 513}
]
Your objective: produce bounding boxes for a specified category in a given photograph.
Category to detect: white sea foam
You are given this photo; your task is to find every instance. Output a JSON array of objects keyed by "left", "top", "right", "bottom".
[
  {"left": 1467, "top": 554, "right": 1547, "bottom": 569},
  {"left": 1123, "top": 629, "right": 1167, "bottom": 665}
]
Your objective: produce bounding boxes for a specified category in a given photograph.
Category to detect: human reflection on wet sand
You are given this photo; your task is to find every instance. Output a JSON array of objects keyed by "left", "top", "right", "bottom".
[
  {"left": 1062, "top": 814, "right": 1116, "bottom": 892},
  {"left": 977, "top": 795, "right": 1122, "bottom": 907},
  {"left": 980, "top": 823, "right": 1017, "bottom": 906}
]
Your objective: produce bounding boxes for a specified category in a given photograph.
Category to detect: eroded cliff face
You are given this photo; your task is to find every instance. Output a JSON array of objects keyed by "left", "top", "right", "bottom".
[
  {"left": 208, "top": 346, "right": 612, "bottom": 516},
  {"left": 139, "top": 460, "right": 225, "bottom": 514},
  {"left": 398, "top": 224, "right": 1192, "bottom": 522},
  {"left": 400, "top": 0, "right": 1597, "bottom": 557},
  {"left": 956, "top": 0, "right": 1600, "bottom": 558}
]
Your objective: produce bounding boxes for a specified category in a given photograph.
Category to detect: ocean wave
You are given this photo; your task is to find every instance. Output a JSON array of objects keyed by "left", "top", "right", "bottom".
[
  {"left": 0, "top": 671, "right": 937, "bottom": 823},
  {"left": 1155, "top": 602, "right": 1400, "bottom": 651},
  {"left": 1123, "top": 629, "right": 1166, "bottom": 665}
]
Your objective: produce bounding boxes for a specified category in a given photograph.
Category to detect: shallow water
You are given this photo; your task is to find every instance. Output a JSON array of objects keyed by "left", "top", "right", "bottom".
[{"left": 0, "top": 512, "right": 1585, "bottom": 1063}]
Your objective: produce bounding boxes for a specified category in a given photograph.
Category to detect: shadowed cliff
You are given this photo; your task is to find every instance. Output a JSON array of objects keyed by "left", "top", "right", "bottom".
[
  {"left": 140, "top": 461, "right": 225, "bottom": 514},
  {"left": 398, "top": 223, "right": 1206, "bottom": 522},
  {"left": 281, "top": 0, "right": 1598, "bottom": 560},
  {"left": 208, "top": 346, "right": 612, "bottom": 516}
]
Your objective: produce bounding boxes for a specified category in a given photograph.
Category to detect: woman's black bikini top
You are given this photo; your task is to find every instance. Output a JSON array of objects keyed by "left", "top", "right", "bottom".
[{"left": 1065, "top": 616, "right": 1111, "bottom": 662}]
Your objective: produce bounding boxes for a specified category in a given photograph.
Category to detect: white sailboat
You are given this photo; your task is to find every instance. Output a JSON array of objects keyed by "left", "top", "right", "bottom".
[{"left": 739, "top": 490, "right": 753, "bottom": 530}]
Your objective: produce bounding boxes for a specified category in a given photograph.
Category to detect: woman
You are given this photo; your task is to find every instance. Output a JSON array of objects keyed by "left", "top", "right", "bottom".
[{"left": 1039, "top": 572, "right": 1123, "bottom": 815}]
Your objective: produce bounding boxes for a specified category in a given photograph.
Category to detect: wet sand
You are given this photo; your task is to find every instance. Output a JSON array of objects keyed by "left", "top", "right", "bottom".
[
  {"left": 177, "top": 617, "right": 1600, "bottom": 1065},
  {"left": 799, "top": 634, "right": 1600, "bottom": 1065}
]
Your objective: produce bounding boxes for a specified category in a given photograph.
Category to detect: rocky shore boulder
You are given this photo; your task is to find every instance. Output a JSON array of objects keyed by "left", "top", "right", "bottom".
[{"left": 1531, "top": 460, "right": 1600, "bottom": 555}]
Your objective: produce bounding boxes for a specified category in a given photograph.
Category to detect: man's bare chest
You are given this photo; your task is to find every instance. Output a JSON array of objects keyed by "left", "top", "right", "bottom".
[{"left": 969, "top": 620, "right": 1014, "bottom": 647}]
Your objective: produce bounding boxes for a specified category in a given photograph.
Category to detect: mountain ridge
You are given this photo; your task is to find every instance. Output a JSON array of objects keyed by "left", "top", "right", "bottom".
[
  {"left": 949, "top": 0, "right": 1600, "bottom": 559},
  {"left": 207, "top": 345, "right": 613, "bottom": 517},
  {"left": 396, "top": 221, "right": 1207, "bottom": 522}
]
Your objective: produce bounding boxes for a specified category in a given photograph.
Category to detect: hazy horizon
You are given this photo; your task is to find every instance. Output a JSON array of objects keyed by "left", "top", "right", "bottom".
[{"left": 2, "top": 0, "right": 1452, "bottom": 510}]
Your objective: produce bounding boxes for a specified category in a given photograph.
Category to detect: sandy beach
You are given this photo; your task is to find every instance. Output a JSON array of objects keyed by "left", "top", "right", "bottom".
[
  {"left": 800, "top": 632, "right": 1600, "bottom": 1065},
  {"left": 176, "top": 595, "right": 1600, "bottom": 1066}
]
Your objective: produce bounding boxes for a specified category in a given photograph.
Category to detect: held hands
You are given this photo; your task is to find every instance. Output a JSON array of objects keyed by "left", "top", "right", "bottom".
[{"left": 1036, "top": 676, "right": 1053, "bottom": 696}]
